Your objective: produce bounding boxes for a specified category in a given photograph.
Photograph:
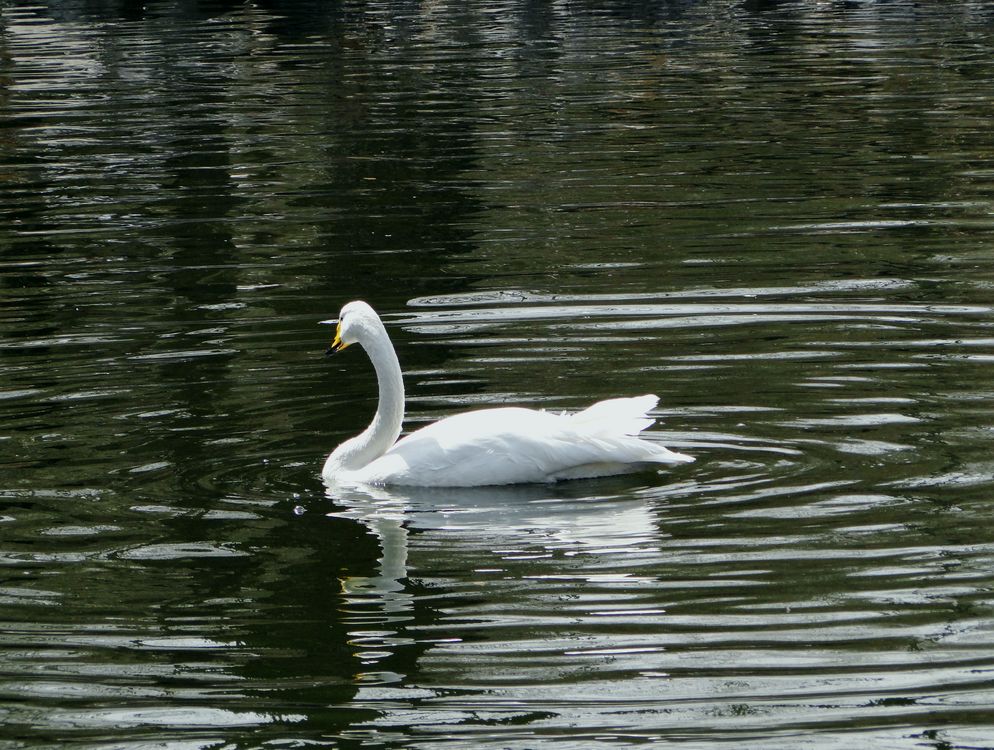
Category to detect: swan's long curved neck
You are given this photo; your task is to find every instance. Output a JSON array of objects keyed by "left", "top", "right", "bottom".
[{"left": 326, "top": 326, "right": 405, "bottom": 475}]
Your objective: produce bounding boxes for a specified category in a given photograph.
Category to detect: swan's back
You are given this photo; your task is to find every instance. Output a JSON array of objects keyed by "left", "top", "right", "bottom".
[{"left": 346, "top": 395, "right": 693, "bottom": 487}]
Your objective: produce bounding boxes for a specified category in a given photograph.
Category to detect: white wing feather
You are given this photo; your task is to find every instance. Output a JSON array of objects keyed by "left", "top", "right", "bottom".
[{"left": 349, "top": 395, "right": 693, "bottom": 487}]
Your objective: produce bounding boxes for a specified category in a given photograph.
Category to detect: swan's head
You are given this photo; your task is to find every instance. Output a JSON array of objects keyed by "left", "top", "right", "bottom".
[{"left": 324, "top": 300, "right": 382, "bottom": 355}]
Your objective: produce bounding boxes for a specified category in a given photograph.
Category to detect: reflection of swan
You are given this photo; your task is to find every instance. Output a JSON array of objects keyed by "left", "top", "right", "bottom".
[
  {"left": 326, "top": 480, "right": 666, "bottom": 670},
  {"left": 321, "top": 301, "right": 694, "bottom": 488},
  {"left": 330, "top": 481, "right": 665, "bottom": 546},
  {"left": 327, "top": 480, "right": 667, "bottom": 579}
]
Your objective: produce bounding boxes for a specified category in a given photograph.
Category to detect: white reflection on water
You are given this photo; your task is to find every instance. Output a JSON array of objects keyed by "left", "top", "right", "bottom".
[
  {"left": 325, "top": 478, "right": 666, "bottom": 669},
  {"left": 399, "top": 302, "right": 991, "bottom": 337}
]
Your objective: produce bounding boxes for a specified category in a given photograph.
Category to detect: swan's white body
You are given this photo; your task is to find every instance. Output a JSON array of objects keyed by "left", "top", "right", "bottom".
[{"left": 322, "top": 301, "right": 693, "bottom": 488}]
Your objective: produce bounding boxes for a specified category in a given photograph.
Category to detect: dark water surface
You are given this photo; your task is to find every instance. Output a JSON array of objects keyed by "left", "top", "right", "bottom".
[{"left": 3, "top": 1, "right": 994, "bottom": 747}]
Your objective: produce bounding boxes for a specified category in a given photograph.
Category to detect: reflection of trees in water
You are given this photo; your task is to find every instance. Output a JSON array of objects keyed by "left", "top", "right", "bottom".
[{"left": 0, "top": 1, "right": 492, "bottom": 741}]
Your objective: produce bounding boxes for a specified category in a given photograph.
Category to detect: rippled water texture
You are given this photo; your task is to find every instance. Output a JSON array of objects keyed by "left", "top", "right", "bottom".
[{"left": 3, "top": 1, "right": 994, "bottom": 748}]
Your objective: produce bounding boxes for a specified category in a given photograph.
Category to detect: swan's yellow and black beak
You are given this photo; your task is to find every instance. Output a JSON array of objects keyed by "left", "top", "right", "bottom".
[{"left": 325, "top": 321, "right": 350, "bottom": 357}]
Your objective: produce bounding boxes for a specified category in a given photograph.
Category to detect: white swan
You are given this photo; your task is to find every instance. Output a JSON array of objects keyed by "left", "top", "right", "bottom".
[{"left": 321, "top": 300, "right": 694, "bottom": 488}]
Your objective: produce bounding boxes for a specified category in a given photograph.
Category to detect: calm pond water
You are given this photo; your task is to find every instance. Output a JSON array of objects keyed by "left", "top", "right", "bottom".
[{"left": 3, "top": 0, "right": 994, "bottom": 747}]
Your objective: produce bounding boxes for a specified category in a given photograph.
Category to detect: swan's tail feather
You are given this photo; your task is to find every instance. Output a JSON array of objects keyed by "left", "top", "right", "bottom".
[
  {"left": 570, "top": 395, "right": 695, "bottom": 466},
  {"left": 571, "top": 394, "right": 660, "bottom": 436}
]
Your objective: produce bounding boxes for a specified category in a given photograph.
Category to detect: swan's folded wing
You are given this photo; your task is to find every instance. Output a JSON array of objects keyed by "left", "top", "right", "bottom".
[{"left": 356, "top": 406, "right": 691, "bottom": 487}]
